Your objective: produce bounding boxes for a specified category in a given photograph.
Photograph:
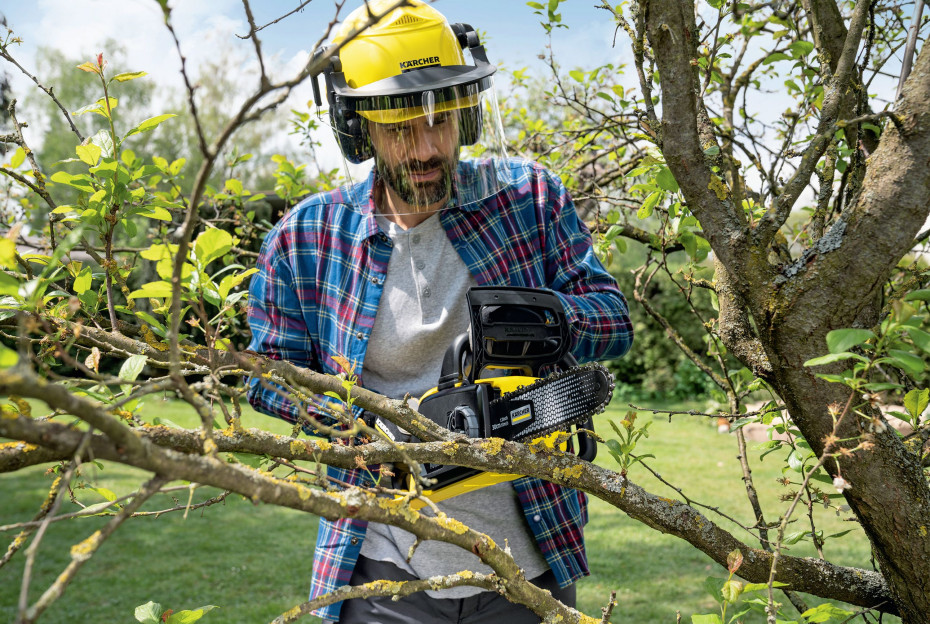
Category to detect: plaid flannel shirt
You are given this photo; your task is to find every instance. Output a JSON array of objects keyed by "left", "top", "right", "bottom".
[{"left": 246, "top": 158, "right": 633, "bottom": 622}]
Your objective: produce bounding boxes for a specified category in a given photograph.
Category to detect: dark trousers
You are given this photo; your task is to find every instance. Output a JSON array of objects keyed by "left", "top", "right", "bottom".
[{"left": 324, "top": 554, "right": 575, "bottom": 624}]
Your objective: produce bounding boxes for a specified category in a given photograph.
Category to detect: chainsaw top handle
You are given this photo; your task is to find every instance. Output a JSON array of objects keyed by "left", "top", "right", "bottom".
[{"left": 437, "top": 287, "right": 572, "bottom": 391}]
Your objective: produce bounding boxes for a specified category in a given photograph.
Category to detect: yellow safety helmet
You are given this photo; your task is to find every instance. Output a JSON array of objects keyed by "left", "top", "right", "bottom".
[{"left": 313, "top": 0, "right": 496, "bottom": 163}]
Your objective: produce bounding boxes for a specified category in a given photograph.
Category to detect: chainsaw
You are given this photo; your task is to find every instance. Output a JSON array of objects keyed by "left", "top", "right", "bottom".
[{"left": 374, "top": 287, "right": 614, "bottom": 507}]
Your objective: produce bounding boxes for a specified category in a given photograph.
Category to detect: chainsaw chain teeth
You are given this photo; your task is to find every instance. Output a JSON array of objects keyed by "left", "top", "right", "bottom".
[{"left": 490, "top": 362, "right": 615, "bottom": 442}]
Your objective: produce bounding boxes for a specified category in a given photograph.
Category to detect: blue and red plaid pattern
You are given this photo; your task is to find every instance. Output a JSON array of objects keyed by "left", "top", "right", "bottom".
[{"left": 247, "top": 158, "right": 633, "bottom": 621}]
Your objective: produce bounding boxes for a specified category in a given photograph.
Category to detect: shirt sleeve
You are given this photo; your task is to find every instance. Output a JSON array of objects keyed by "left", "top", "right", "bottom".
[
  {"left": 540, "top": 167, "right": 634, "bottom": 363},
  {"left": 245, "top": 219, "right": 322, "bottom": 426}
]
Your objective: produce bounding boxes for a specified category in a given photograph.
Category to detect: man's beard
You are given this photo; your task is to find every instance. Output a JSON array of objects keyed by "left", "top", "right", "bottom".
[{"left": 375, "top": 154, "right": 455, "bottom": 210}]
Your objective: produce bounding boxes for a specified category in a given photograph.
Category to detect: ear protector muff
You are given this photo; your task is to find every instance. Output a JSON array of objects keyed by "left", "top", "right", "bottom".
[{"left": 323, "top": 55, "right": 373, "bottom": 165}]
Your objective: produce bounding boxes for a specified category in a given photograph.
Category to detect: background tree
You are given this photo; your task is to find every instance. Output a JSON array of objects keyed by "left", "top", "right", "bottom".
[{"left": 0, "top": 0, "right": 928, "bottom": 623}]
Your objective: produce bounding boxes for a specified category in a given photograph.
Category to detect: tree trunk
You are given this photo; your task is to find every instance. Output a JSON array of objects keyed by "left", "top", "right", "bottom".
[{"left": 645, "top": 0, "right": 930, "bottom": 618}]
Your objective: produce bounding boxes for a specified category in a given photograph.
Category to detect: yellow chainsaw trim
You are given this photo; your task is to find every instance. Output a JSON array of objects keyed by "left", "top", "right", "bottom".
[
  {"left": 418, "top": 374, "right": 538, "bottom": 401},
  {"left": 402, "top": 375, "right": 571, "bottom": 510},
  {"left": 404, "top": 470, "right": 520, "bottom": 510}
]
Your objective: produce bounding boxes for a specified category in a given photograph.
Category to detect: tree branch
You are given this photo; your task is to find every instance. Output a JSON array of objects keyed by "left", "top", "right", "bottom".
[{"left": 0, "top": 411, "right": 897, "bottom": 614}]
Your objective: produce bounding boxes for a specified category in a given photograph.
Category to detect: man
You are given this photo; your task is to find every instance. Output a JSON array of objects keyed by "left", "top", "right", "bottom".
[{"left": 247, "top": 1, "right": 633, "bottom": 622}]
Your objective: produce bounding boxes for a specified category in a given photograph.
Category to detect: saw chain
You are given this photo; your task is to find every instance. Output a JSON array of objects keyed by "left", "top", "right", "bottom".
[{"left": 487, "top": 362, "right": 614, "bottom": 443}]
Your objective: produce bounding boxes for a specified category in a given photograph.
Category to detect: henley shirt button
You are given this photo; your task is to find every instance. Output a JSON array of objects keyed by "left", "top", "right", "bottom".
[
  {"left": 532, "top": 514, "right": 542, "bottom": 522},
  {"left": 416, "top": 260, "right": 425, "bottom": 270},
  {"left": 412, "top": 234, "right": 421, "bottom": 244},
  {"left": 423, "top": 287, "right": 431, "bottom": 298}
]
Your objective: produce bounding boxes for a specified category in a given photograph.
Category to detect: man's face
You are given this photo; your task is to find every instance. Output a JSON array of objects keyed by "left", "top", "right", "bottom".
[{"left": 368, "top": 110, "right": 460, "bottom": 210}]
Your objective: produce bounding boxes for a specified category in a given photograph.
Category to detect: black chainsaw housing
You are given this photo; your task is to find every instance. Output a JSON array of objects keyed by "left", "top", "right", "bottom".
[{"left": 391, "top": 287, "right": 597, "bottom": 493}]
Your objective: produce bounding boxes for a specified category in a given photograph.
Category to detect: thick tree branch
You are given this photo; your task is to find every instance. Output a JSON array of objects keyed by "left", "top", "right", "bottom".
[
  {"left": 0, "top": 411, "right": 896, "bottom": 614},
  {"left": 755, "top": 0, "right": 872, "bottom": 245},
  {"left": 0, "top": 414, "right": 594, "bottom": 623},
  {"left": 643, "top": 0, "right": 761, "bottom": 284}
]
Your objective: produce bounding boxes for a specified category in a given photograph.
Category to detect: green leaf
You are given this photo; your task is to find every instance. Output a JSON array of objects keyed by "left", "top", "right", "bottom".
[
  {"left": 679, "top": 230, "right": 697, "bottom": 260},
  {"left": 691, "top": 613, "right": 723, "bottom": 623},
  {"left": 526, "top": 1, "right": 545, "bottom": 8},
  {"left": 702, "top": 576, "right": 726, "bottom": 605},
  {"left": 786, "top": 449, "right": 808, "bottom": 472},
  {"left": 703, "top": 145, "right": 720, "bottom": 156},
  {"left": 887, "top": 349, "right": 925, "bottom": 375},
  {"left": 10, "top": 147, "right": 26, "bottom": 169},
  {"left": 904, "top": 289, "right": 930, "bottom": 302},
  {"left": 218, "top": 268, "right": 258, "bottom": 301},
  {"left": 88, "top": 128, "right": 115, "bottom": 157},
  {"left": 789, "top": 41, "right": 815, "bottom": 58},
  {"left": 763, "top": 52, "right": 792, "bottom": 64},
  {"left": 194, "top": 228, "right": 233, "bottom": 268},
  {"left": 784, "top": 529, "right": 813, "bottom": 545},
  {"left": 128, "top": 281, "right": 175, "bottom": 299},
  {"left": 50, "top": 171, "right": 95, "bottom": 192},
  {"left": 741, "top": 581, "right": 789, "bottom": 592},
  {"left": 800, "top": 603, "right": 853, "bottom": 622},
  {"left": 907, "top": 327, "right": 930, "bottom": 354},
  {"left": 862, "top": 382, "right": 903, "bottom": 392},
  {"left": 225, "top": 178, "right": 244, "bottom": 196},
  {"left": 89, "top": 486, "right": 118, "bottom": 502},
  {"left": 569, "top": 69, "right": 585, "bottom": 83},
  {"left": 73, "top": 267, "right": 93, "bottom": 295},
  {"left": 119, "top": 354, "right": 147, "bottom": 382},
  {"left": 0, "top": 239, "right": 15, "bottom": 270},
  {"left": 134, "top": 601, "right": 163, "bottom": 624},
  {"left": 638, "top": 191, "right": 662, "bottom": 219},
  {"left": 72, "top": 97, "right": 116, "bottom": 118},
  {"left": 126, "top": 114, "right": 177, "bottom": 138},
  {"left": 803, "top": 352, "right": 867, "bottom": 367},
  {"left": 0, "top": 344, "right": 19, "bottom": 369},
  {"left": 137, "top": 206, "right": 173, "bottom": 221},
  {"left": 76, "top": 143, "right": 102, "bottom": 166},
  {"left": 904, "top": 388, "right": 929, "bottom": 420},
  {"left": 111, "top": 70, "right": 148, "bottom": 82},
  {"left": 166, "top": 606, "right": 218, "bottom": 623},
  {"left": 0, "top": 271, "right": 20, "bottom": 296},
  {"left": 655, "top": 167, "right": 679, "bottom": 192},
  {"left": 825, "top": 328, "right": 874, "bottom": 354}
]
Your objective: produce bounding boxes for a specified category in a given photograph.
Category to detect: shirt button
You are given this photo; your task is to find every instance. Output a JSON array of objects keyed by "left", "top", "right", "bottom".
[
  {"left": 350, "top": 537, "right": 359, "bottom": 545},
  {"left": 356, "top": 331, "right": 365, "bottom": 340},
  {"left": 370, "top": 276, "right": 380, "bottom": 285},
  {"left": 423, "top": 287, "right": 431, "bottom": 298},
  {"left": 416, "top": 260, "right": 425, "bottom": 270},
  {"left": 412, "top": 234, "right": 421, "bottom": 244},
  {"left": 533, "top": 514, "right": 541, "bottom": 522}
]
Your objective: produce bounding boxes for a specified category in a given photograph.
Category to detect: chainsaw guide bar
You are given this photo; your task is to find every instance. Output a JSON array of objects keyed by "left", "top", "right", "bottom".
[{"left": 488, "top": 362, "right": 615, "bottom": 443}]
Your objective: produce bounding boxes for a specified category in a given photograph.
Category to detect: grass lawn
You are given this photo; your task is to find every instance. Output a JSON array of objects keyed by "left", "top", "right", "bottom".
[{"left": 0, "top": 397, "right": 896, "bottom": 623}]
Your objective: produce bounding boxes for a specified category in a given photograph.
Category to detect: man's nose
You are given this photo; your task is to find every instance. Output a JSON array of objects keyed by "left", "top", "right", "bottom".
[{"left": 409, "top": 125, "right": 444, "bottom": 160}]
